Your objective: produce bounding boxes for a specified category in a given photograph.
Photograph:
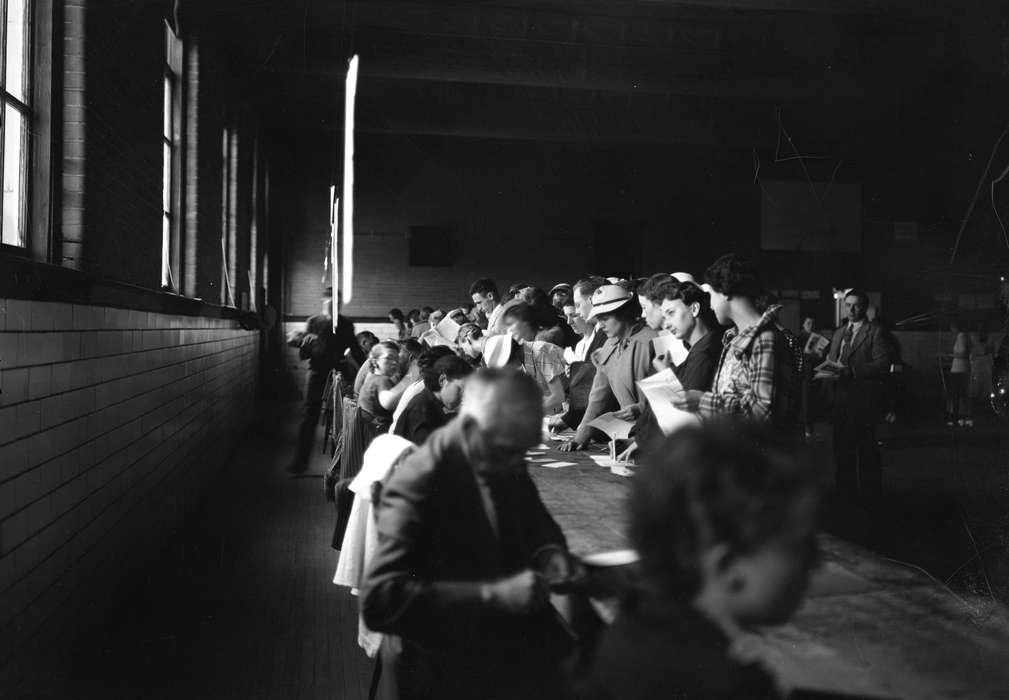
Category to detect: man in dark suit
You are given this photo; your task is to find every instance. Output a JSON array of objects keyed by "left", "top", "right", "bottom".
[
  {"left": 822, "top": 289, "right": 893, "bottom": 503},
  {"left": 556, "top": 276, "right": 611, "bottom": 430},
  {"left": 362, "top": 369, "right": 576, "bottom": 700}
]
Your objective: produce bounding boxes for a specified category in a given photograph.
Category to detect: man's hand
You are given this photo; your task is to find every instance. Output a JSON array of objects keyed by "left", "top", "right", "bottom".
[
  {"left": 482, "top": 570, "right": 549, "bottom": 614},
  {"left": 612, "top": 405, "right": 641, "bottom": 421},
  {"left": 617, "top": 441, "right": 639, "bottom": 463},
  {"left": 558, "top": 440, "right": 586, "bottom": 452},
  {"left": 673, "top": 390, "right": 704, "bottom": 413}
]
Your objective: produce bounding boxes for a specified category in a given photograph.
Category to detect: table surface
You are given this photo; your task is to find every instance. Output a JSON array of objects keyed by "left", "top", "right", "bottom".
[{"left": 528, "top": 434, "right": 1009, "bottom": 700}]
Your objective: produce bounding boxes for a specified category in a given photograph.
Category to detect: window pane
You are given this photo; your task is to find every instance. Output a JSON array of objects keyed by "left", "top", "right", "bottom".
[
  {"left": 161, "top": 214, "right": 171, "bottom": 288},
  {"left": 5, "top": 0, "right": 29, "bottom": 103},
  {"left": 163, "top": 75, "right": 171, "bottom": 139},
  {"left": 2, "top": 104, "right": 26, "bottom": 247},
  {"left": 162, "top": 141, "right": 171, "bottom": 213}
]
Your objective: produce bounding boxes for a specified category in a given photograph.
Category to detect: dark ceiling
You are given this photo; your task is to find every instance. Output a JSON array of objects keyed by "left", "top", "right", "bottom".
[{"left": 184, "top": 0, "right": 1009, "bottom": 151}]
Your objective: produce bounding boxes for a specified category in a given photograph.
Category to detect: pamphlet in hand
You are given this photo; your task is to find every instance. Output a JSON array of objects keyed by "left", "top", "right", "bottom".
[
  {"left": 804, "top": 332, "right": 830, "bottom": 356},
  {"left": 587, "top": 412, "right": 635, "bottom": 441},
  {"left": 813, "top": 358, "right": 846, "bottom": 381},
  {"left": 420, "top": 328, "right": 454, "bottom": 348},
  {"left": 652, "top": 332, "right": 689, "bottom": 367},
  {"left": 636, "top": 369, "right": 700, "bottom": 436},
  {"left": 435, "top": 316, "right": 462, "bottom": 344}
]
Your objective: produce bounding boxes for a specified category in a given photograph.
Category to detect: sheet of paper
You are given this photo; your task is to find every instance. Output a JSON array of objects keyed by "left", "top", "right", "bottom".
[
  {"left": 526, "top": 451, "right": 546, "bottom": 457},
  {"left": 420, "top": 328, "right": 454, "bottom": 347},
  {"left": 540, "top": 461, "right": 576, "bottom": 468},
  {"left": 435, "top": 316, "right": 462, "bottom": 344},
  {"left": 610, "top": 464, "right": 633, "bottom": 477},
  {"left": 587, "top": 412, "right": 635, "bottom": 441},
  {"left": 805, "top": 332, "right": 830, "bottom": 355},
  {"left": 530, "top": 458, "right": 555, "bottom": 463},
  {"left": 637, "top": 369, "right": 699, "bottom": 436},
  {"left": 653, "top": 332, "right": 689, "bottom": 367},
  {"left": 590, "top": 455, "right": 632, "bottom": 469}
]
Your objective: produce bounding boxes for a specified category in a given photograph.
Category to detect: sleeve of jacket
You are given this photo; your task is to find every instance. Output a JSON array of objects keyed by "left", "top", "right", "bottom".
[
  {"left": 697, "top": 331, "right": 777, "bottom": 422},
  {"left": 574, "top": 354, "right": 616, "bottom": 444},
  {"left": 854, "top": 326, "right": 893, "bottom": 379},
  {"left": 360, "top": 452, "right": 486, "bottom": 638},
  {"left": 631, "top": 338, "right": 656, "bottom": 415}
]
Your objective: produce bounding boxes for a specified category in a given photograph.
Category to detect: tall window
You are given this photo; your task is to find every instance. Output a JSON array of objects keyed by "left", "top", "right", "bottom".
[
  {"left": 1, "top": 0, "right": 31, "bottom": 248},
  {"left": 161, "top": 21, "right": 182, "bottom": 289}
]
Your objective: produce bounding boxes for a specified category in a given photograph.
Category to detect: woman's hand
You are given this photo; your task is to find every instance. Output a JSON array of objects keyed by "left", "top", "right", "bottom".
[
  {"left": 672, "top": 390, "right": 704, "bottom": 413},
  {"left": 612, "top": 405, "right": 641, "bottom": 421},
  {"left": 652, "top": 351, "right": 673, "bottom": 373},
  {"left": 558, "top": 440, "right": 586, "bottom": 452}
]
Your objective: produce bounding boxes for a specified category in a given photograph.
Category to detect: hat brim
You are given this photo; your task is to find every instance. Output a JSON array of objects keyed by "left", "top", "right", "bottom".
[
  {"left": 549, "top": 285, "right": 571, "bottom": 294},
  {"left": 586, "top": 298, "right": 631, "bottom": 322}
]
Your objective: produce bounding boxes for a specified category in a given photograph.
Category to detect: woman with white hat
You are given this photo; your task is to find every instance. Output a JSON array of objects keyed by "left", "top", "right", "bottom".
[{"left": 559, "top": 284, "right": 659, "bottom": 451}]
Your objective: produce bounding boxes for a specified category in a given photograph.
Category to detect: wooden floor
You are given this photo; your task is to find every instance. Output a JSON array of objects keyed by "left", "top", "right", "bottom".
[{"left": 8, "top": 402, "right": 375, "bottom": 699}]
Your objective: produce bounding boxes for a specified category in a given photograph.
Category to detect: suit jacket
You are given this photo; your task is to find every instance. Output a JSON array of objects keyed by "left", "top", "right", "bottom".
[
  {"left": 562, "top": 328, "right": 610, "bottom": 429},
  {"left": 361, "top": 420, "right": 570, "bottom": 697},
  {"left": 823, "top": 320, "right": 893, "bottom": 418}
]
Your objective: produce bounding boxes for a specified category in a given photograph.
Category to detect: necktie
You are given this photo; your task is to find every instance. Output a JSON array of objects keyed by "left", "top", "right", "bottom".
[{"left": 840, "top": 324, "right": 855, "bottom": 363}]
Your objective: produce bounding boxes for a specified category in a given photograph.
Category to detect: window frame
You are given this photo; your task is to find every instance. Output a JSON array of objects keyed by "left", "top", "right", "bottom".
[
  {"left": 0, "top": 0, "right": 35, "bottom": 254},
  {"left": 161, "top": 19, "right": 184, "bottom": 292}
]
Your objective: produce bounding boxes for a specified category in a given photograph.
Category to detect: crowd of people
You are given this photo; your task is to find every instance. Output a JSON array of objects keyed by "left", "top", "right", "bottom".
[{"left": 288, "top": 251, "right": 913, "bottom": 699}]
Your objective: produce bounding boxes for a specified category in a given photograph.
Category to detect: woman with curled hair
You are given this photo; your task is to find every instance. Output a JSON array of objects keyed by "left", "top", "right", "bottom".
[
  {"left": 580, "top": 421, "right": 820, "bottom": 699},
  {"left": 674, "top": 253, "right": 798, "bottom": 427},
  {"left": 358, "top": 341, "right": 420, "bottom": 432}
]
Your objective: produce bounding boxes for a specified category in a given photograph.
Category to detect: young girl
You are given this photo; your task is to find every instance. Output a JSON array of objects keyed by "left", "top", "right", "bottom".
[{"left": 579, "top": 421, "right": 820, "bottom": 699}]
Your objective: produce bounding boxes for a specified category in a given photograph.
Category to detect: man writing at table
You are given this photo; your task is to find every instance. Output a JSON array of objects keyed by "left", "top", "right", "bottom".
[{"left": 362, "top": 368, "right": 577, "bottom": 700}]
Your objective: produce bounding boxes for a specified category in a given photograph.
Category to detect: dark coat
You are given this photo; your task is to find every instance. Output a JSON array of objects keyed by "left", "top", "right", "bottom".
[
  {"left": 562, "top": 329, "right": 610, "bottom": 430},
  {"left": 361, "top": 420, "right": 571, "bottom": 700},
  {"left": 576, "top": 591, "right": 781, "bottom": 699},
  {"left": 635, "top": 329, "right": 722, "bottom": 453},
  {"left": 392, "top": 388, "right": 449, "bottom": 445},
  {"left": 822, "top": 320, "right": 893, "bottom": 420}
]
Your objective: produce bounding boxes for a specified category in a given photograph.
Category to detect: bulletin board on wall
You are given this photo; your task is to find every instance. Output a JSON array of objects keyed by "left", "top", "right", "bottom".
[{"left": 760, "top": 180, "right": 862, "bottom": 253}]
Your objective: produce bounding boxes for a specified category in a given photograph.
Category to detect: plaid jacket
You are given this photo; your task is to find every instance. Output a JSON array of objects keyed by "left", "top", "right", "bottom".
[{"left": 697, "top": 305, "right": 797, "bottom": 426}]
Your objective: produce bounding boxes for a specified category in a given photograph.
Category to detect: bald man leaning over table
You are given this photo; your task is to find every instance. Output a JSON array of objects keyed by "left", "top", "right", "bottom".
[{"left": 361, "top": 368, "right": 579, "bottom": 700}]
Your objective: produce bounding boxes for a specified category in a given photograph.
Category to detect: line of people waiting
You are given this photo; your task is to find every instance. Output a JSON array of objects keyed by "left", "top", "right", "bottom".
[{"left": 306, "top": 251, "right": 900, "bottom": 699}]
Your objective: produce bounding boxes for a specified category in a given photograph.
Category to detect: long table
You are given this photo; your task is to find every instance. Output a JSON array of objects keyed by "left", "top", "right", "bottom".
[{"left": 528, "top": 437, "right": 1009, "bottom": 700}]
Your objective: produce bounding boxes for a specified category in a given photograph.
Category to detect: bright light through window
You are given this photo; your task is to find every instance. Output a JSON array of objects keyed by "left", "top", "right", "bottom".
[{"left": 1, "top": 0, "right": 31, "bottom": 248}]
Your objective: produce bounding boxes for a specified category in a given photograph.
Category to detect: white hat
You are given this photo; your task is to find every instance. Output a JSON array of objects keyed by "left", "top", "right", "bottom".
[
  {"left": 483, "top": 333, "right": 515, "bottom": 368},
  {"left": 587, "top": 284, "right": 634, "bottom": 321},
  {"left": 671, "top": 272, "right": 696, "bottom": 284}
]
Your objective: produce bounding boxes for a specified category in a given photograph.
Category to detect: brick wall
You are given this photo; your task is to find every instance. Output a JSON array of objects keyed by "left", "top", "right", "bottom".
[{"left": 0, "top": 298, "right": 258, "bottom": 661}]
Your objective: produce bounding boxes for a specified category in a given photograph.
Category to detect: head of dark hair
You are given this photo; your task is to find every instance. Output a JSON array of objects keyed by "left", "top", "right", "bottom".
[
  {"left": 398, "top": 338, "right": 424, "bottom": 363},
  {"left": 704, "top": 253, "right": 764, "bottom": 301},
  {"left": 406, "top": 309, "right": 421, "bottom": 324},
  {"left": 844, "top": 289, "right": 869, "bottom": 307},
  {"left": 388, "top": 308, "right": 405, "bottom": 321},
  {"left": 501, "top": 301, "right": 542, "bottom": 330},
  {"left": 642, "top": 276, "right": 677, "bottom": 304},
  {"left": 469, "top": 278, "right": 500, "bottom": 299},
  {"left": 356, "top": 331, "right": 379, "bottom": 353},
  {"left": 573, "top": 276, "right": 607, "bottom": 299},
  {"left": 630, "top": 420, "right": 819, "bottom": 598},
  {"left": 423, "top": 354, "right": 474, "bottom": 392}
]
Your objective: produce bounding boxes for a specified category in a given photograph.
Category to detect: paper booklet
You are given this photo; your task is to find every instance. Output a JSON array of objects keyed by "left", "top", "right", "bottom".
[
  {"left": 435, "top": 316, "right": 462, "bottom": 344},
  {"left": 805, "top": 332, "right": 830, "bottom": 356},
  {"left": 813, "top": 358, "right": 845, "bottom": 381},
  {"left": 637, "top": 369, "right": 700, "bottom": 436},
  {"left": 652, "top": 332, "right": 689, "bottom": 367},
  {"left": 587, "top": 412, "right": 635, "bottom": 441},
  {"left": 420, "top": 328, "right": 454, "bottom": 348}
]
